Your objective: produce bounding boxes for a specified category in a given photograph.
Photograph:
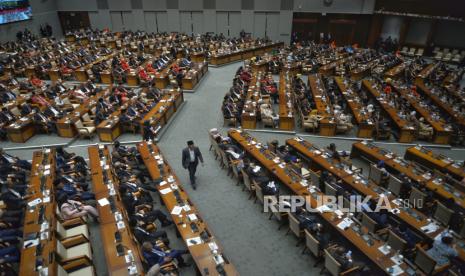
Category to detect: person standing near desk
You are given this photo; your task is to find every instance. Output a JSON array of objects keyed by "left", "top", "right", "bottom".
[{"left": 182, "top": 141, "right": 204, "bottom": 190}]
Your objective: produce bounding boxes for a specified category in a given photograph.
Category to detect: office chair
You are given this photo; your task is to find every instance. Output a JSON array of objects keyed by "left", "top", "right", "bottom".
[
  {"left": 325, "top": 182, "right": 338, "bottom": 197},
  {"left": 408, "top": 187, "right": 426, "bottom": 209},
  {"left": 310, "top": 170, "right": 320, "bottom": 187},
  {"left": 322, "top": 249, "right": 359, "bottom": 276},
  {"left": 433, "top": 202, "right": 454, "bottom": 226},
  {"left": 362, "top": 213, "right": 379, "bottom": 234},
  {"left": 241, "top": 168, "right": 256, "bottom": 199},
  {"left": 414, "top": 246, "right": 436, "bottom": 275},
  {"left": 369, "top": 164, "right": 383, "bottom": 185},
  {"left": 387, "top": 175, "right": 403, "bottom": 197},
  {"left": 286, "top": 213, "right": 304, "bottom": 246},
  {"left": 387, "top": 230, "right": 407, "bottom": 253}
]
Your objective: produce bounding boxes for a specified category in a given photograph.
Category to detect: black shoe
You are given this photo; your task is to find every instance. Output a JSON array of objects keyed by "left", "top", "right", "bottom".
[{"left": 192, "top": 184, "right": 197, "bottom": 190}]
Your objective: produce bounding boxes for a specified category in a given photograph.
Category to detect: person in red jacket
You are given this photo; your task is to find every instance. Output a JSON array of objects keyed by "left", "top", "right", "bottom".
[
  {"left": 121, "top": 58, "right": 130, "bottom": 71},
  {"left": 31, "top": 92, "right": 50, "bottom": 107},
  {"left": 30, "top": 76, "right": 44, "bottom": 87}
]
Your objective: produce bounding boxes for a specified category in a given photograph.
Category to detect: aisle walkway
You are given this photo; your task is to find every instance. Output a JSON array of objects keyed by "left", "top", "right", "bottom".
[{"left": 157, "top": 63, "right": 318, "bottom": 275}]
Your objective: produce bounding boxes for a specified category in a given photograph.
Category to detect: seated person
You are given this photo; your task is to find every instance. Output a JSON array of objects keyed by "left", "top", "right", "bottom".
[
  {"left": 327, "top": 245, "right": 365, "bottom": 272},
  {"left": 142, "top": 241, "right": 189, "bottom": 268},
  {"left": 57, "top": 194, "right": 99, "bottom": 221},
  {"left": 427, "top": 235, "right": 458, "bottom": 267}
]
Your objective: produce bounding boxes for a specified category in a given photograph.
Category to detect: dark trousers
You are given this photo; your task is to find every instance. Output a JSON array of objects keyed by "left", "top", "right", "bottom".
[{"left": 188, "top": 162, "right": 197, "bottom": 186}]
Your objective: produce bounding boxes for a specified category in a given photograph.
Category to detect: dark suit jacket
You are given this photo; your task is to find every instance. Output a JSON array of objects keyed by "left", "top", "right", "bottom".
[{"left": 182, "top": 147, "right": 203, "bottom": 169}]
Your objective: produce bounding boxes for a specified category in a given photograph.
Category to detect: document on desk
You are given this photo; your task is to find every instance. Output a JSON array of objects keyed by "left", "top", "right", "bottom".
[
  {"left": 171, "top": 205, "right": 183, "bottom": 215},
  {"left": 23, "top": 238, "right": 39, "bottom": 248},
  {"left": 421, "top": 222, "right": 439, "bottom": 233},
  {"left": 337, "top": 218, "right": 353, "bottom": 230},
  {"left": 160, "top": 187, "right": 172, "bottom": 195},
  {"left": 27, "top": 198, "right": 42, "bottom": 207},
  {"left": 186, "top": 236, "right": 202, "bottom": 247},
  {"left": 387, "top": 265, "right": 404, "bottom": 276},
  {"left": 316, "top": 205, "right": 332, "bottom": 213},
  {"left": 98, "top": 198, "right": 110, "bottom": 207},
  {"left": 378, "top": 245, "right": 391, "bottom": 255}
]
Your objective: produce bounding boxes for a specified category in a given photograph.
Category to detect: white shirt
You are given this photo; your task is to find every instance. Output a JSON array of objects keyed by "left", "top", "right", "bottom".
[{"left": 189, "top": 149, "right": 195, "bottom": 162}]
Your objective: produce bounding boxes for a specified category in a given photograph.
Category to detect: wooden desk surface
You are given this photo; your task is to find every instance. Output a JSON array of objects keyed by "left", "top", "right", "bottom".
[
  {"left": 286, "top": 139, "right": 450, "bottom": 240},
  {"left": 137, "top": 141, "right": 238, "bottom": 276},
  {"left": 308, "top": 74, "right": 334, "bottom": 122},
  {"left": 19, "top": 149, "right": 57, "bottom": 276},
  {"left": 88, "top": 146, "right": 145, "bottom": 276},
  {"left": 416, "top": 64, "right": 437, "bottom": 80},
  {"left": 334, "top": 77, "right": 374, "bottom": 126},
  {"left": 405, "top": 146, "right": 465, "bottom": 182},
  {"left": 385, "top": 63, "right": 405, "bottom": 79},
  {"left": 362, "top": 80, "right": 414, "bottom": 131},
  {"left": 228, "top": 129, "right": 411, "bottom": 275},
  {"left": 351, "top": 142, "right": 465, "bottom": 210},
  {"left": 278, "top": 72, "right": 294, "bottom": 130},
  {"left": 392, "top": 84, "right": 452, "bottom": 135},
  {"left": 415, "top": 81, "right": 465, "bottom": 127}
]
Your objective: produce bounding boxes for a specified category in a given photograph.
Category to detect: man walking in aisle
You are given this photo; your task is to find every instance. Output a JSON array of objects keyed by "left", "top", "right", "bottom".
[{"left": 182, "top": 140, "right": 204, "bottom": 190}]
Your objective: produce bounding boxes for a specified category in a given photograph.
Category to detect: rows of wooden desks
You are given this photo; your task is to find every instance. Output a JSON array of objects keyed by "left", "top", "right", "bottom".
[
  {"left": 318, "top": 53, "right": 350, "bottom": 76},
  {"left": 415, "top": 81, "right": 465, "bottom": 128},
  {"left": 228, "top": 129, "right": 413, "bottom": 275},
  {"left": 287, "top": 139, "right": 457, "bottom": 237},
  {"left": 154, "top": 60, "right": 177, "bottom": 89},
  {"left": 209, "top": 42, "right": 283, "bottom": 66},
  {"left": 308, "top": 74, "right": 336, "bottom": 136},
  {"left": 404, "top": 146, "right": 465, "bottom": 182},
  {"left": 278, "top": 72, "right": 295, "bottom": 130},
  {"left": 181, "top": 62, "right": 208, "bottom": 90},
  {"left": 88, "top": 145, "right": 145, "bottom": 275},
  {"left": 97, "top": 89, "right": 184, "bottom": 142},
  {"left": 362, "top": 79, "right": 416, "bottom": 143},
  {"left": 334, "top": 77, "right": 375, "bottom": 138},
  {"left": 415, "top": 63, "right": 438, "bottom": 83},
  {"left": 351, "top": 141, "right": 465, "bottom": 210},
  {"left": 350, "top": 58, "right": 379, "bottom": 81},
  {"left": 391, "top": 83, "right": 452, "bottom": 144},
  {"left": 240, "top": 74, "right": 260, "bottom": 129},
  {"left": 137, "top": 141, "right": 238, "bottom": 275},
  {"left": 385, "top": 63, "right": 406, "bottom": 79},
  {"left": 56, "top": 88, "right": 111, "bottom": 138},
  {"left": 19, "top": 149, "right": 58, "bottom": 275}
]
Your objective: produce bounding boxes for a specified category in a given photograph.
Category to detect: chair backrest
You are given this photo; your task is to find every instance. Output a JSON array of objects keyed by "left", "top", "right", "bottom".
[
  {"left": 362, "top": 213, "right": 378, "bottom": 233},
  {"left": 231, "top": 161, "right": 240, "bottom": 178},
  {"left": 57, "top": 265, "right": 68, "bottom": 276},
  {"left": 369, "top": 164, "right": 383, "bottom": 185},
  {"left": 325, "top": 182, "right": 337, "bottom": 197},
  {"left": 82, "top": 113, "right": 91, "bottom": 122},
  {"left": 241, "top": 169, "right": 253, "bottom": 191},
  {"left": 56, "top": 240, "right": 67, "bottom": 259},
  {"left": 310, "top": 170, "right": 320, "bottom": 186},
  {"left": 409, "top": 187, "right": 426, "bottom": 209},
  {"left": 56, "top": 220, "right": 66, "bottom": 237},
  {"left": 324, "top": 249, "right": 341, "bottom": 276},
  {"left": 74, "top": 119, "right": 84, "bottom": 128},
  {"left": 221, "top": 151, "right": 230, "bottom": 169},
  {"left": 10, "top": 106, "right": 20, "bottom": 116},
  {"left": 289, "top": 213, "right": 302, "bottom": 238},
  {"left": 414, "top": 247, "right": 436, "bottom": 275},
  {"left": 459, "top": 218, "right": 465, "bottom": 238},
  {"left": 387, "top": 175, "right": 403, "bottom": 196},
  {"left": 255, "top": 184, "right": 264, "bottom": 204},
  {"left": 305, "top": 229, "right": 320, "bottom": 257},
  {"left": 387, "top": 230, "right": 407, "bottom": 252},
  {"left": 433, "top": 202, "right": 453, "bottom": 226}
]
